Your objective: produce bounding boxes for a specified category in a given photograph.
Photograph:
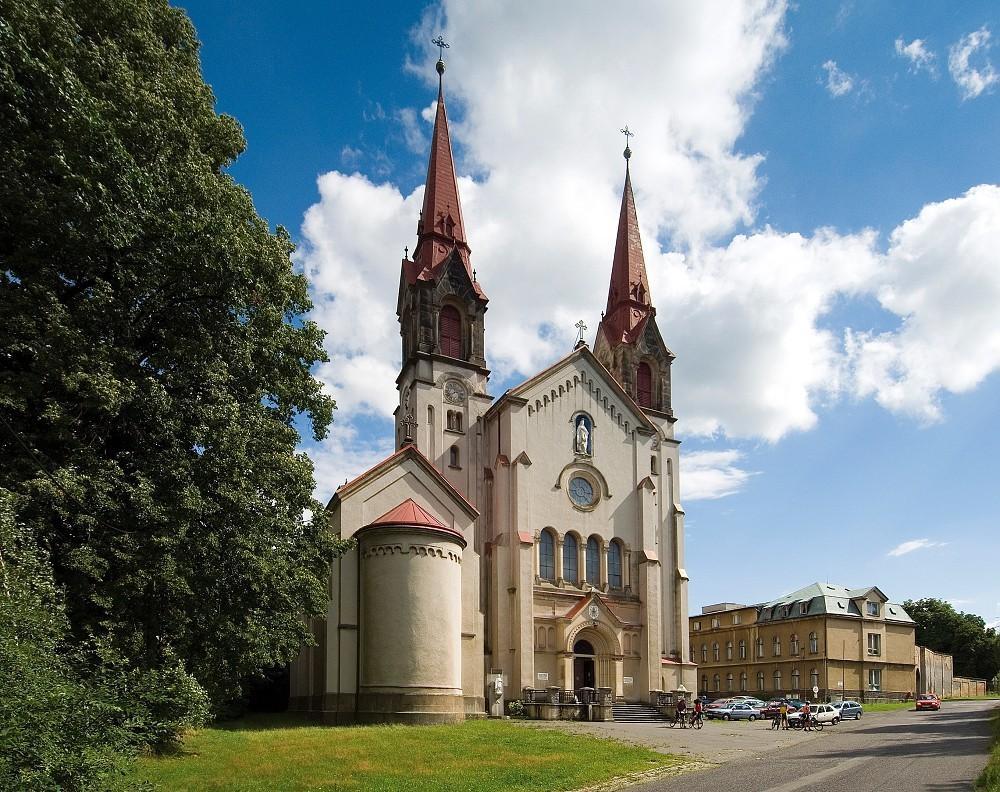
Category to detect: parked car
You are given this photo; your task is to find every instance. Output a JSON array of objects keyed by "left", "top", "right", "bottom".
[
  {"left": 785, "top": 698, "right": 808, "bottom": 709},
  {"left": 787, "top": 703, "right": 840, "bottom": 726},
  {"left": 707, "top": 698, "right": 733, "bottom": 709},
  {"left": 706, "top": 702, "right": 762, "bottom": 721},
  {"left": 916, "top": 694, "right": 941, "bottom": 711},
  {"left": 831, "top": 700, "right": 863, "bottom": 720},
  {"left": 760, "top": 699, "right": 800, "bottom": 719}
]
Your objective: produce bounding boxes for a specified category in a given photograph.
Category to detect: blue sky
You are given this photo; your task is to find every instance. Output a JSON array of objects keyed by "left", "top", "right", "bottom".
[{"left": 179, "top": 1, "right": 1000, "bottom": 628}]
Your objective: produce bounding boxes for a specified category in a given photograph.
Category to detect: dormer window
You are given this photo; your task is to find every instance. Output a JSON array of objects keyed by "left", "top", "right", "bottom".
[{"left": 866, "top": 601, "right": 880, "bottom": 617}]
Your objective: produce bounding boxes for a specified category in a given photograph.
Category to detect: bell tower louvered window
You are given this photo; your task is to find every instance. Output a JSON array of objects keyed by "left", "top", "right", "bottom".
[
  {"left": 439, "top": 305, "right": 461, "bottom": 358},
  {"left": 636, "top": 362, "right": 652, "bottom": 407}
]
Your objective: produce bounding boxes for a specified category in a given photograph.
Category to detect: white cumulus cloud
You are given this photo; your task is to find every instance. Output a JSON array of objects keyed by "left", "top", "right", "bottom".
[
  {"left": 948, "top": 26, "right": 999, "bottom": 100},
  {"left": 887, "top": 538, "right": 948, "bottom": 557},
  {"left": 821, "top": 59, "right": 855, "bottom": 96},
  {"left": 895, "top": 37, "right": 937, "bottom": 76},
  {"left": 682, "top": 450, "right": 757, "bottom": 501}
]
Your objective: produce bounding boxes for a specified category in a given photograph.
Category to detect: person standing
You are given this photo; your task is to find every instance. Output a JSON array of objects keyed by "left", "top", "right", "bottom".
[
  {"left": 802, "top": 701, "right": 812, "bottom": 731},
  {"left": 692, "top": 697, "right": 703, "bottom": 727},
  {"left": 675, "top": 695, "right": 687, "bottom": 728},
  {"left": 779, "top": 701, "right": 789, "bottom": 730}
]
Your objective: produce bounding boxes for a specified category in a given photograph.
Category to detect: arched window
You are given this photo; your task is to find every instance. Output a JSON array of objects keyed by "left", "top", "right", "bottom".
[
  {"left": 713, "top": 674, "right": 720, "bottom": 692},
  {"left": 537, "top": 627, "right": 546, "bottom": 649},
  {"left": 739, "top": 639, "right": 747, "bottom": 659},
  {"left": 712, "top": 642, "right": 720, "bottom": 661},
  {"left": 809, "top": 632, "right": 819, "bottom": 653},
  {"left": 726, "top": 641, "right": 733, "bottom": 660},
  {"left": 702, "top": 675, "right": 708, "bottom": 693},
  {"left": 636, "top": 362, "right": 653, "bottom": 408},
  {"left": 608, "top": 540, "right": 623, "bottom": 589},
  {"left": 726, "top": 673, "right": 734, "bottom": 692},
  {"left": 773, "top": 670, "right": 782, "bottom": 691},
  {"left": 756, "top": 638, "right": 765, "bottom": 658},
  {"left": 439, "top": 305, "right": 461, "bottom": 358},
  {"left": 701, "top": 644, "right": 708, "bottom": 663},
  {"left": 740, "top": 672, "right": 748, "bottom": 692},
  {"left": 539, "top": 530, "right": 555, "bottom": 581},
  {"left": 757, "top": 671, "right": 765, "bottom": 691},
  {"left": 790, "top": 634, "right": 799, "bottom": 655},
  {"left": 773, "top": 636, "right": 781, "bottom": 657},
  {"left": 449, "top": 445, "right": 460, "bottom": 468},
  {"left": 811, "top": 669, "right": 819, "bottom": 690},
  {"left": 563, "top": 534, "right": 578, "bottom": 584},
  {"left": 586, "top": 537, "right": 600, "bottom": 585},
  {"left": 791, "top": 669, "right": 800, "bottom": 690}
]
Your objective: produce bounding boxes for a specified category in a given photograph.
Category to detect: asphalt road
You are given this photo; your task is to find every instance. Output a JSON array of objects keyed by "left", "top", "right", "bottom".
[{"left": 633, "top": 699, "right": 997, "bottom": 792}]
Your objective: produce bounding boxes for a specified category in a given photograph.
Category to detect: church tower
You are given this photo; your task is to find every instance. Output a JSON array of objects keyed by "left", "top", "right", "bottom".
[
  {"left": 395, "top": 52, "right": 490, "bottom": 501},
  {"left": 593, "top": 146, "right": 675, "bottom": 420}
]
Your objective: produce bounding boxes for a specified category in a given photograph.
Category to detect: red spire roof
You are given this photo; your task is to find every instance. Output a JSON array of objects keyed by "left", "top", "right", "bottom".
[
  {"left": 404, "top": 65, "right": 486, "bottom": 300},
  {"left": 365, "top": 497, "right": 466, "bottom": 543},
  {"left": 601, "top": 163, "right": 652, "bottom": 346},
  {"left": 369, "top": 498, "right": 447, "bottom": 529}
]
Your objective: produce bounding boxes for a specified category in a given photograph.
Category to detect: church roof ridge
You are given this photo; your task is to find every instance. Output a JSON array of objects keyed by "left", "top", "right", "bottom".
[
  {"left": 329, "top": 444, "right": 479, "bottom": 520},
  {"left": 482, "top": 344, "right": 657, "bottom": 432}
]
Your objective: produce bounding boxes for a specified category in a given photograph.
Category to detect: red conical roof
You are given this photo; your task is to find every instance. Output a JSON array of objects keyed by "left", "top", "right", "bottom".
[
  {"left": 369, "top": 498, "right": 447, "bottom": 529},
  {"left": 405, "top": 68, "right": 486, "bottom": 300},
  {"left": 600, "top": 163, "right": 652, "bottom": 346}
]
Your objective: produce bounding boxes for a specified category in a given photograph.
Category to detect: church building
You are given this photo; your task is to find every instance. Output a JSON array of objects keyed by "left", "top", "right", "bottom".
[{"left": 289, "top": 52, "right": 696, "bottom": 724}]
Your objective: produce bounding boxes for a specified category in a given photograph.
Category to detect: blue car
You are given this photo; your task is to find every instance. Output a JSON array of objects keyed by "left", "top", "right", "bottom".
[{"left": 831, "top": 700, "right": 863, "bottom": 720}]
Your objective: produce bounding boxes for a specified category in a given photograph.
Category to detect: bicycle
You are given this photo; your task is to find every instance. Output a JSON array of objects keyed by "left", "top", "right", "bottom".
[
  {"left": 668, "top": 709, "right": 689, "bottom": 728},
  {"left": 689, "top": 711, "right": 704, "bottom": 729}
]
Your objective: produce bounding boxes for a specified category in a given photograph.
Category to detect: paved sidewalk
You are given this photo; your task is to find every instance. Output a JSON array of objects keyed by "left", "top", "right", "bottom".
[{"left": 522, "top": 716, "right": 821, "bottom": 764}]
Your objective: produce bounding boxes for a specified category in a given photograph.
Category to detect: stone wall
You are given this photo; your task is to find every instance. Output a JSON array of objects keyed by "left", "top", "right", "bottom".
[
  {"left": 914, "top": 645, "right": 952, "bottom": 697},
  {"left": 952, "top": 676, "right": 987, "bottom": 698}
]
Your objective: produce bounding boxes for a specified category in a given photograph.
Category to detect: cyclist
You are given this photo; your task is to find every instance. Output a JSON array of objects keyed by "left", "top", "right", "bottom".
[
  {"left": 801, "top": 701, "right": 812, "bottom": 731},
  {"left": 690, "top": 697, "right": 703, "bottom": 728},
  {"left": 779, "top": 701, "right": 789, "bottom": 730},
  {"left": 674, "top": 696, "right": 687, "bottom": 728}
]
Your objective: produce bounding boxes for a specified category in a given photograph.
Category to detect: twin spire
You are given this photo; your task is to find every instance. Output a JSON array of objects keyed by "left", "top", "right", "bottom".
[
  {"left": 405, "top": 43, "right": 485, "bottom": 301},
  {"left": 406, "top": 44, "right": 655, "bottom": 344}
]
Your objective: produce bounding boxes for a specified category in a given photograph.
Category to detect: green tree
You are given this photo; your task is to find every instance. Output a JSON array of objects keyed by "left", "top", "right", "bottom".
[
  {"left": 0, "top": 0, "right": 343, "bottom": 725},
  {"left": 0, "top": 489, "right": 129, "bottom": 791},
  {"left": 905, "top": 598, "right": 1000, "bottom": 683}
]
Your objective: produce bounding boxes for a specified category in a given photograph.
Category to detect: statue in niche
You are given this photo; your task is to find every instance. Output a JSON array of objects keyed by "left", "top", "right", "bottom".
[{"left": 575, "top": 416, "right": 592, "bottom": 456}]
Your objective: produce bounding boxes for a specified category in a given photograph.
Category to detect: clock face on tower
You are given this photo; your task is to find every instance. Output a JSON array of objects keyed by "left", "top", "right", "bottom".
[
  {"left": 568, "top": 476, "right": 595, "bottom": 507},
  {"left": 444, "top": 380, "right": 466, "bottom": 404}
]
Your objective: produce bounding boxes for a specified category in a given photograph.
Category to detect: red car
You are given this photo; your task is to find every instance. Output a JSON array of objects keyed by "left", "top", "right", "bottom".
[{"left": 915, "top": 693, "right": 941, "bottom": 711}]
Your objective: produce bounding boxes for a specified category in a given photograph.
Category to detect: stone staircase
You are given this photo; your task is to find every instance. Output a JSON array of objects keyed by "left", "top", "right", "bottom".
[{"left": 611, "top": 702, "right": 669, "bottom": 723}]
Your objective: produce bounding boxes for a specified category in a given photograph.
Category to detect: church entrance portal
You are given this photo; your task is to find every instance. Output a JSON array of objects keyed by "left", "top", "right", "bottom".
[{"left": 573, "top": 639, "right": 596, "bottom": 689}]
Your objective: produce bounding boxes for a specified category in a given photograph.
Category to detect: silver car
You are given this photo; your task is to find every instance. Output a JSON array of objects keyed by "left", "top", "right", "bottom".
[{"left": 706, "top": 701, "right": 762, "bottom": 721}]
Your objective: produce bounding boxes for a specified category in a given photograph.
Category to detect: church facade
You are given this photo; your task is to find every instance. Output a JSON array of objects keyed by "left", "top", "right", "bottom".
[{"left": 289, "top": 55, "right": 696, "bottom": 724}]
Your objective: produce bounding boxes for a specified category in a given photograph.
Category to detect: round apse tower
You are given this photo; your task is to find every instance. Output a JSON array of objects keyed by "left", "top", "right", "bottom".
[{"left": 354, "top": 498, "right": 466, "bottom": 724}]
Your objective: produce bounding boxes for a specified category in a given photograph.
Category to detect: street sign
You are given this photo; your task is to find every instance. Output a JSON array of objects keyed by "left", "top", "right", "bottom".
[{"left": 812, "top": 685, "right": 820, "bottom": 696}]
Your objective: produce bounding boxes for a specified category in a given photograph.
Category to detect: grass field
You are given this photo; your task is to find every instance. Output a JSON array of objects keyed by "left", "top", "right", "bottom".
[
  {"left": 977, "top": 707, "right": 1000, "bottom": 791},
  {"left": 131, "top": 715, "right": 684, "bottom": 792}
]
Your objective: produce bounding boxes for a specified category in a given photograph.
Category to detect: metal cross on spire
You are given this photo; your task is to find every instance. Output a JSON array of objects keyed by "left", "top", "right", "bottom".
[
  {"left": 432, "top": 36, "right": 450, "bottom": 81},
  {"left": 620, "top": 125, "right": 634, "bottom": 161},
  {"left": 574, "top": 320, "right": 588, "bottom": 348}
]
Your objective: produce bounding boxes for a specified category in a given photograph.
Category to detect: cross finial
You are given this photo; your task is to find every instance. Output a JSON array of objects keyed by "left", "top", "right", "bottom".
[
  {"left": 574, "top": 320, "right": 588, "bottom": 348},
  {"left": 620, "top": 125, "right": 634, "bottom": 161},
  {"left": 432, "top": 35, "right": 449, "bottom": 79}
]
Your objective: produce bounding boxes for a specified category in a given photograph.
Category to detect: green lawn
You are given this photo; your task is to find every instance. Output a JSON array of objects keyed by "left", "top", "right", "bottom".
[{"left": 131, "top": 715, "right": 684, "bottom": 792}]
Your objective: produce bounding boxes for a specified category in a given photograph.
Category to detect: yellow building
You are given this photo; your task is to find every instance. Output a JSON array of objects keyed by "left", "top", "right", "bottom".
[{"left": 690, "top": 584, "right": 917, "bottom": 701}]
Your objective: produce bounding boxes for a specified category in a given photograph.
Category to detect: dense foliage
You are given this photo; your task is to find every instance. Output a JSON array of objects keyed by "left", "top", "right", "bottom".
[
  {"left": 0, "top": 0, "right": 343, "bottom": 761},
  {"left": 905, "top": 598, "right": 1000, "bottom": 686},
  {"left": 0, "top": 489, "right": 130, "bottom": 790}
]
